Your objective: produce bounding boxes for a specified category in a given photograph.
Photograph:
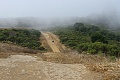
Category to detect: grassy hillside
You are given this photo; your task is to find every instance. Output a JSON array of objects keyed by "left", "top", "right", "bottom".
[
  {"left": 51, "top": 23, "right": 120, "bottom": 57},
  {"left": 0, "top": 28, "right": 45, "bottom": 50}
]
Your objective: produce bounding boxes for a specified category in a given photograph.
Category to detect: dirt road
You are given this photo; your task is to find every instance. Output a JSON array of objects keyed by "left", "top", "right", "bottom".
[
  {"left": 42, "top": 32, "right": 60, "bottom": 53},
  {"left": 0, "top": 32, "right": 103, "bottom": 80}
]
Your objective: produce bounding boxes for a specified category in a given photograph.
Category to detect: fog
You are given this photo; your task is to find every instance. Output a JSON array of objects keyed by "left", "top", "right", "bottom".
[{"left": 0, "top": 0, "right": 120, "bottom": 29}]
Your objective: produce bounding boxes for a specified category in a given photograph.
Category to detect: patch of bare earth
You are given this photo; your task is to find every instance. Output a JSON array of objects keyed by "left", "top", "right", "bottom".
[{"left": 0, "top": 55, "right": 103, "bottom": 80}]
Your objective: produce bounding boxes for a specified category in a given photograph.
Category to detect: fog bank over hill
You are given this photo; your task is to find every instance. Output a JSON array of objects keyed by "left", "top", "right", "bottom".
[
  {"left": 84, "top": 13, "right": 120, "bottom": 29},
  {"left": 0, "top": 0, "right": 120, "bottom": 30},
  {"left": 0, "top": 17, "right": 76, "bottom": 29},
  {"left": 0, "top": 13, "right": 120, "bottom": 30}
]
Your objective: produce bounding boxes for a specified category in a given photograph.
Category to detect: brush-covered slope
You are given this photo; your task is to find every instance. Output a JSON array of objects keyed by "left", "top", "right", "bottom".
[
  {"left": 51, "top": 23, "right": 120, "bottom": 57},
  {"left": 0, "top": 28, "right": 45, "bottom": 50}
]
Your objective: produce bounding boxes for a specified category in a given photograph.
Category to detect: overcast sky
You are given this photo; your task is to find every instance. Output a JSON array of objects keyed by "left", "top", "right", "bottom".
[{"left": 0, "top": 0, "right": 120, "bottom": 18}]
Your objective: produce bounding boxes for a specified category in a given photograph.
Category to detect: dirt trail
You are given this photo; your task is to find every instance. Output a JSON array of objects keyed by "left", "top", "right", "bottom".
[
  {"left": 41, "top": 32, "right": 67, "bottom": 53},
  {"left": 0, "top": 32, "right": 103, "bottom": 80},
  {"left": 42, "top": 32, "right": 60, "bottom": 53}
]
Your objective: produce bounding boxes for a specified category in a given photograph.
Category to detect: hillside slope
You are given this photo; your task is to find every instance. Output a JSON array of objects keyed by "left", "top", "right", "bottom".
[
  {"left": 0, "top": 31, "right": 104, "bottom": 80},
  {"left": 51, "top": 23, "right": 120, "bottom": 57}
]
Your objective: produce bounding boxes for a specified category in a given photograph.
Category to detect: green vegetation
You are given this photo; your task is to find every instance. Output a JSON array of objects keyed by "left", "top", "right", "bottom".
[
  {"left": 51, "top": 23, "right": 120, "bottom": 57},
  {"left": 0, "top": 28, "right": 45, "bottom": 50}
]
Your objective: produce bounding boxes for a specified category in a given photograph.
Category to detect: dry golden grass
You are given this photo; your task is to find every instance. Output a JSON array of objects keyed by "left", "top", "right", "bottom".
[
  {"left": 40, "top": 51, "right": 107, "bottom": 64},
  {"left": 0, "top": 42, "right": 43, "bottom": 59},
  {"left": 38, "top": 51, "right": 120, "bottom": 80}
]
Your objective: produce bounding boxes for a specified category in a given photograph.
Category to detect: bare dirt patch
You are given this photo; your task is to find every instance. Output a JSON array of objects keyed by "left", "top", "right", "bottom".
[{"left": 0, "top": 55, "right": 103, "bottom": 80}]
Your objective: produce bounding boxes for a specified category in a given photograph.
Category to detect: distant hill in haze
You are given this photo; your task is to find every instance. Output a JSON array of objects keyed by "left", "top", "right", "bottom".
[
  {"left": 0, "top": 14, "right": 120, "bottom": 30},
  {"left": 0, "top": 17, "right": 75, "bottom": 29},
  {"left": 73, "top": 14, "right": 120, "bottom": 30}
]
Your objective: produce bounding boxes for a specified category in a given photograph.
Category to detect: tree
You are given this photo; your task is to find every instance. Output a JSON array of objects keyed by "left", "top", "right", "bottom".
[
  {"left": 74, "top": 23, "right": 84, "bottom": 31},
  {"left": 91, "top": 32, "right": 108, "bottom": 43}
]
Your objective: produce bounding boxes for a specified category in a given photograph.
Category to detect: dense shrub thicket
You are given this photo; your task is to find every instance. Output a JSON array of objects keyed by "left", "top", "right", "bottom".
[
  {"left": 51, "top": 23, "right": 120, "bottom": 57},
  {"left": 0, "top": 28, "right": 45, "bottom": 50}
]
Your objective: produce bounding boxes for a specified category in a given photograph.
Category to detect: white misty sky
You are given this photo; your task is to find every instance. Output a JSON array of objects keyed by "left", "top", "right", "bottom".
[{"left": 0, "top": 0, "right": 120, "bottom": 18}]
